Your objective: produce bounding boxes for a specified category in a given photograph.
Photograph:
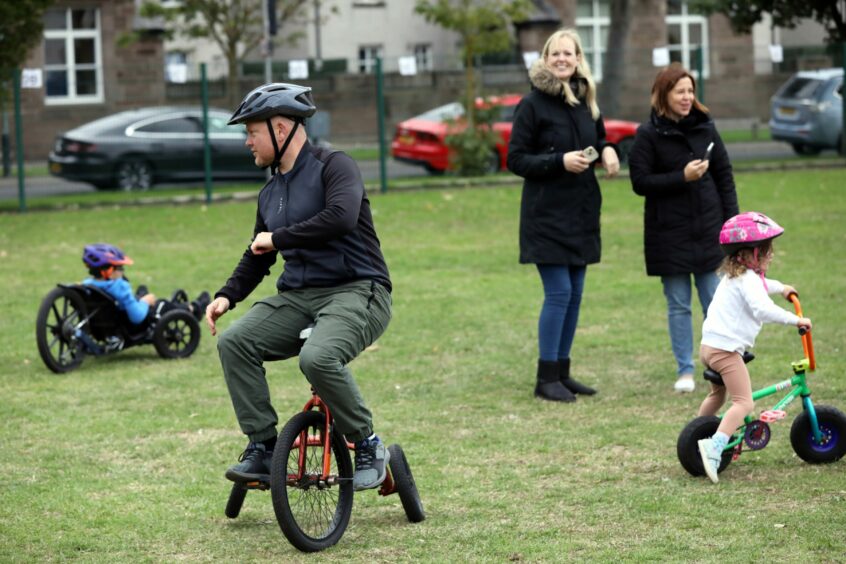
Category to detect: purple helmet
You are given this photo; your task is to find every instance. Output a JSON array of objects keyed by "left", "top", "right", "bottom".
[
  {"left": 719, "top": 212, "right": 784, "bottom": 254},
  {"left": 82, "top": 243, "right": 134, "bottom": 269}
]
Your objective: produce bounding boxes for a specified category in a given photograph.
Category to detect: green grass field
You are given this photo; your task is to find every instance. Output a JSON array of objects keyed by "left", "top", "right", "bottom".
[{"left": 1, "top": 168, "right": 845, "bottom": 562}]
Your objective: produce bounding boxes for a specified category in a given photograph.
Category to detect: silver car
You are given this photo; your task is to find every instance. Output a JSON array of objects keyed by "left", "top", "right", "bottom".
[{"left": 769, "top": 68, "right": 843, "bottom": 155}]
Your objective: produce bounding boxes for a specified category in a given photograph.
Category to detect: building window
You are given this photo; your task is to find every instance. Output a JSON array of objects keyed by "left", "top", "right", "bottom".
[
  {"left": 414, "top": 44, "right": 432, "bottom": 71},
  {"left": 358, "top": 45, "right": 383, "bottom": 74},
  {"left": 43, "top": 7, "right": 103, "bottom": 104},
  {"left": 575, "top": 0, "right": 610, "bottom": 82},
  {"left": 666, "top": 0, "right": 709, "bottom": 78}
]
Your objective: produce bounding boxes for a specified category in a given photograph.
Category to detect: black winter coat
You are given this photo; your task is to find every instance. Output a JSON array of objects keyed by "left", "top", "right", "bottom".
[
  {"left": 507, "top": 60, "right": 611, "bottom": 266},
  {"left": 628, "top": 108, "right": 738, "bottom": 276}
]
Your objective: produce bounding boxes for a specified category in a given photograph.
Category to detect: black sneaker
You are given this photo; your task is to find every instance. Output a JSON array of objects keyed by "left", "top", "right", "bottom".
[
  {"left": 191, "top": 291, "right": 211, "bottom": 320},
  {"left": 135, "top": 285, "right": 149, "bottom": 299},
  {"left": 225, "top": 442, "right": 272, "bottom": 483},
  {"left": 171, "top": 289, "right": 189, "bottom": 304},
  {"left": 353, "top": 435, "right": 390, "bottom": 491}
]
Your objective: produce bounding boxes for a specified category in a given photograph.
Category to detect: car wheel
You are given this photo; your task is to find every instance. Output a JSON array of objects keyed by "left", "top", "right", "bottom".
[
  {"left": 485, "top": 151, "right": 501, "bottom": 174},
  {"left": 424, "top": 164, "right": 445, "bottom": 176},
  {"left": 115, "top": 159, "right": 154, "bottom": 191},
  {"left": 617, "top": 137, "right": 635, "bottom": 165},
  {"left": 791, "top": 143, "right": 821, "bottom": 156}
]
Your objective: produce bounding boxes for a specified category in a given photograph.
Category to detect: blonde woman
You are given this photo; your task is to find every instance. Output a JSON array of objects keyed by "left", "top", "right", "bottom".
[{"left": 507, "top": 29, "right": 620, "bottom": 402}]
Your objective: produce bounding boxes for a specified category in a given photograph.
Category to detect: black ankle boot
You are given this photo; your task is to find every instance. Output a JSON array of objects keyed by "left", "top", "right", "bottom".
[
  {"left": 535, "top": 360, "right": 576, "bottom": 402},
  {"left": 558, "top": 358, "right": 597, "bottom": 395}
]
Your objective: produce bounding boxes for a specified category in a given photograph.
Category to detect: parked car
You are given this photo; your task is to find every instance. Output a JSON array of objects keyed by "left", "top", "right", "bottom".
[
  {"left": 769, "top": 68, "right": 843, "bottom": 155},
  {"left": 390, "top": 94, "right": 639, "bottom": 174},
  {"left": 48, "top": 106, "right": 263, "bottom": 190}
]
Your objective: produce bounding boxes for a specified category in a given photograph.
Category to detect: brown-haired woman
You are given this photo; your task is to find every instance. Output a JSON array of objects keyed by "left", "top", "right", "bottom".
[{"left": 628, "top": 63, "right": 739, "bottom": 394}]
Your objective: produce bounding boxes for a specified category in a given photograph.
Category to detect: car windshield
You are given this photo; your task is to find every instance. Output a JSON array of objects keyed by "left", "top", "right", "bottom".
[
  {"left": 778, "top": 77, "right": 824, "bottom": 101},
  {"left": 415, "top": 102, "right": 465, "bottom": 122}
]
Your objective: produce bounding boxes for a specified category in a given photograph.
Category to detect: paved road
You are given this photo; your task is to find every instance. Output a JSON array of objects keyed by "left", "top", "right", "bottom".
[
  {"left": 0, "top": 141, "right": 806, "bottom": 201},
  {"left": 0, "top": 158, "right": 427, "bottom": 201}
]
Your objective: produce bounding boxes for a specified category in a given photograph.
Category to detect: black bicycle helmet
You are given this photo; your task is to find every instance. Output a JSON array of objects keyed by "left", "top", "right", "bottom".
[
  {"left": 229, "top": 83, "right": 317, "bottom": 174},
  {"left": 227, "top": 82, "right": 316, "bottom": 125}
]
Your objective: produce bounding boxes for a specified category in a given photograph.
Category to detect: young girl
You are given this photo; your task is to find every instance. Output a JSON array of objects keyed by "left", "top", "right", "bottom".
[{"left": 696, "top": 212, "right": 812, "bottom": 483}]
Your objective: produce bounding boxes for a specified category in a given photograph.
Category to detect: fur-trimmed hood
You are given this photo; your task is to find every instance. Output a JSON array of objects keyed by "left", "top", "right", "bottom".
[{"left": 528, "top": 59, "right": 587, "bottom": 98}]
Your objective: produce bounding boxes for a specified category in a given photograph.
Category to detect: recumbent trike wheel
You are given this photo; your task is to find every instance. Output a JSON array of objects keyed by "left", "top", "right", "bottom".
[{"left": 36, "top": 286, "right": 87, "bottom": 373}]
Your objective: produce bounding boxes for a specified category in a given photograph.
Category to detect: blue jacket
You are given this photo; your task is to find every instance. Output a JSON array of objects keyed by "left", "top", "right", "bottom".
[{"left": 83, "top": 277, "right": 150, "bottom": 324}]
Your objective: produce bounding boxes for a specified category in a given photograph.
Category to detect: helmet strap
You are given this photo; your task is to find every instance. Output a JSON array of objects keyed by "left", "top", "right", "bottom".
[{"left": 265, "top": 117, "right": 301, "bottom": 175}]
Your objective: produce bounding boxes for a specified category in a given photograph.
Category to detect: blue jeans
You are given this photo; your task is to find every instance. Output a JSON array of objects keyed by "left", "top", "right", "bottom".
[
  {"left": 537, "top": 265, "right": 587, "bottom": 362},
  {"left": 661, "top": 272, "right": 719, "bottom": 376}
]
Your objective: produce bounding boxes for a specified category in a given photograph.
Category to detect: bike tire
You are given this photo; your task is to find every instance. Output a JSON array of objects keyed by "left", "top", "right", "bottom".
[
  {"left": 270, "top": 410, "right": 354, "bottom": 552},
  {"left": 153, "top": 309, "right": 201, "bottom": 359},
  {"left": 225, "top": 483, "right": 248, "bottom": 519},
  {"left": 676, "top": 416, "right": 734, "bottom": 477},
  {"left": 36, "top": 286, "right": 87, "bottom": 373},
  {"left": 387, "top": 444, "right": 425, "bottom": 523},
  {"left": 790, "top": 405, "right": 846, "bottom": 464}
]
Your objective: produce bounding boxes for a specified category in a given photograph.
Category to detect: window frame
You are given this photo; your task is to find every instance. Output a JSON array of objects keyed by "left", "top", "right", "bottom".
[
  {"left": 665, "top": 0, "right": 710, "bottom": 79},
  {"left": 575, "top": 0, "right": 610, "bottom": 82},
  {"left": 358, "top": 44, "right": 383, "bottom": 74},
  {"left": 43, "top": 7, "right": 105, "bottom": 105}
]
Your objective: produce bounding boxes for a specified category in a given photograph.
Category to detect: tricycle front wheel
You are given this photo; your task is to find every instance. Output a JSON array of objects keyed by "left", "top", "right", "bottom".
[{"left": 270, "top": 410, "right": 354, "bottom": 552}]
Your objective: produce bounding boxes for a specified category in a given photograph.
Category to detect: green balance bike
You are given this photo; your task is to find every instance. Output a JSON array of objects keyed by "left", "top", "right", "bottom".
[{"left": 677, "top": 294, "right": 846, "bottom": 477}]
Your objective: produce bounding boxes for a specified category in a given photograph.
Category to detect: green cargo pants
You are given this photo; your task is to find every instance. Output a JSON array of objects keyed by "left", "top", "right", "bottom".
[{"left": 217, "top": 279, "right": 391, "bottom": 444}]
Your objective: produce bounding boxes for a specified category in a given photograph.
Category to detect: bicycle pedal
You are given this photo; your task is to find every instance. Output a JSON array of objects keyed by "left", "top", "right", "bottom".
[
  {"left": 245, "top": 480, "right": 270, "bottom": 490},
  {"left": 760, "top": 410, "right": 787, "bottom": 423}
]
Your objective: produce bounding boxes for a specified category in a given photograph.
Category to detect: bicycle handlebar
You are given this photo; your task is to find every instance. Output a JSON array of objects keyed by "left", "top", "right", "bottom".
[{"left": 787, "top": 293, "right": 815, "bottom": 371}]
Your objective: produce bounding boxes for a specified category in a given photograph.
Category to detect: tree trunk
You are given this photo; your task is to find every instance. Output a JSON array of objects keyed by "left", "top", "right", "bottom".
[{"left": 599, "top": 0, "right": 632, "bottom": 118}]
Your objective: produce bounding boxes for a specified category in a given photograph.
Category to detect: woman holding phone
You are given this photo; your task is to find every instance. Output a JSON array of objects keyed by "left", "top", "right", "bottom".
[
  {"left": 628, "top": 63, "right": 738, "bottom": 393},
  {"left": 507, "top": 28, "right": 620, "bottom": 403}
]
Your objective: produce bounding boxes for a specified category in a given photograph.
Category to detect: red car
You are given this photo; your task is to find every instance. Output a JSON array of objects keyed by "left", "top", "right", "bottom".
[{"left": 391, "top": 94, "right": 639, "bottom": 174}]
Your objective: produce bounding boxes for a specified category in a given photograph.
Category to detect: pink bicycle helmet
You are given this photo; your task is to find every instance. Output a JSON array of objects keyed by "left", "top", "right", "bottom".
[{"left": 719, "top": 212, "right": 784, "bottom": 254}]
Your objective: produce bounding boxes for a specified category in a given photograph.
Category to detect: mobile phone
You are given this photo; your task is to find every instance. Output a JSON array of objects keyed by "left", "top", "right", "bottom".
[
  {"left": 583, "top": 146, "right": 599, "bottom": 163},
  {"left": 703, "top": 142, "right": 714, "bottom": 161}
]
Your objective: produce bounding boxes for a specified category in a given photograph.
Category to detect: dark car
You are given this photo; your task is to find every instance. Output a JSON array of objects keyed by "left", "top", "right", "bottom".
[
  {"left": 390, "top": 94, "right": 639, "bottom": 174},
  {"left": 769, "top": 68, "right": 844, "bottom": 155},
  {"left": 48, "top": 106, "right": 264, "bottom": 190}
]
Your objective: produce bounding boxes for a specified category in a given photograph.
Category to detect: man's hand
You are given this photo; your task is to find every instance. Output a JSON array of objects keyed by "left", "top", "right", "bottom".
[
  {"left": 250, "top": 231, "right": 276, "bottom": 255},
  {"left": 205, "top": 296, "right": 230, "bottom": 336}
]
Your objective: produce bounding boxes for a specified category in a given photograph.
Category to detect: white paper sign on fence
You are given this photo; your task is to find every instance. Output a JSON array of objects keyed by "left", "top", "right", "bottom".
[
  {"left": 522, "top": 51, "right": 540, "bottom": 69},
  {"left": 652, "top": 47, "right": 670, "bottom": 67},
  {"left": 289, "top": 60, "right": 309, "bottom": 80},
  {"left": 398, "top": 56, "right": 417, "bottom": 76},
  {"left": 769, "top": 44, "right": 784, "bottom": 63},
  {"left": 22, "top": 69, "right": 43, "bottom": 88}
]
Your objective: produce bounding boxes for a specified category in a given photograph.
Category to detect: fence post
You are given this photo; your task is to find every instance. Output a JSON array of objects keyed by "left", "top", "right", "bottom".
[
  {"left": 201, "top": 63, "right": 212, "bottom": 204},
  {"left": 13, "top": 69, "right": 25, "bottom": 212},
  {"left": 842, "top": 42, "right": 845, "bottom": 156},
  {"left": 376, "top": 57, "right": 387, "bottom": 194}
]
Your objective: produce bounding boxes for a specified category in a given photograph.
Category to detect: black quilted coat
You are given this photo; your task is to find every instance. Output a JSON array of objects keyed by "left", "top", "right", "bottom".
[
  {"left": 628, "top": 108, "right": 739, "bottom": 276},
  {"left": 507, "top": 60, "right": 613, "bottom": 266}
]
